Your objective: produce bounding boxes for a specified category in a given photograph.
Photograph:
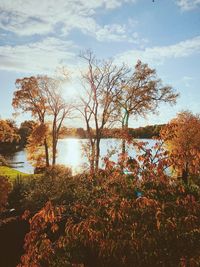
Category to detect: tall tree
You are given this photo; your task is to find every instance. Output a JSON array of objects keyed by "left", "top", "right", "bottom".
[
  {"left": 79, "top": 51, "right": 129, "bottom": 172},
  {"left": 41, "top": 76, "right": 73, "bottom": 165},
  {"left": 160, "top": 111, "right": 200, "bottom": 184},
  {"left": 13, "top": 75, "right": 72, "bottom": 166},
  {"left": 27, "top": 122, "right": 51, "bottom": 167},
  {"left": 114, "top": 60, "right": 178, "bottom": 153},
  {"left": 13, "top": 76, "right": 50, "bottom": 166}
]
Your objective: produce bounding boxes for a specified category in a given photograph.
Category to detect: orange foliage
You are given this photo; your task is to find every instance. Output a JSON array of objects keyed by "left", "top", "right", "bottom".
[
  {"left": 17, "top": 141, "right": 200, "bottom": 267},
  {"left": 0, "top": 176, "right": 12, "bottom": 212},
  {"left": 161, "top": 111, "right": 200, "bottom": 183},
  {"left": 26, "top": 123, "right": 51, "bottom": 167},
  {"left": 0, "top": 119, "right": 20, "bottom": 143}
]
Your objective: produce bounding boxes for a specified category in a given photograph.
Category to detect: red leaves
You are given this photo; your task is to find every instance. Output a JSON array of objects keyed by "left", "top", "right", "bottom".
[{"left": 18, "top": 201, "right": 65, "bottom": 267}]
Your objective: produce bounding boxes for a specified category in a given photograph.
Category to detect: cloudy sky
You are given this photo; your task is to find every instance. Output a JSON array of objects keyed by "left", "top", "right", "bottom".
[{"left": 0, "top": 0, "right": 200, "bottom": 127}]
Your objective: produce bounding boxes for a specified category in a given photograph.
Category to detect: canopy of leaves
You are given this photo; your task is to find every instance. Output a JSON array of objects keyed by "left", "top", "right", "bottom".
[
  {"left": 0, "top": 119, "right": 20, "bottom": 143},
  {"left": 115, "top": 60, "right": 178, "bottom": 126},
  {"left": 160, "top": 111, "right": 200, "bottom": 180}
]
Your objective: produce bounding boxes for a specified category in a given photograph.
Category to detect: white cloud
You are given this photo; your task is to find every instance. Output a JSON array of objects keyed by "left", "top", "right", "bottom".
[
  {"left": 176, "top": 0, "right": 200, "bottom": 11},
  {"left": 116, "top": 36, "right": 200, "bottom": 65},
  {"left": 0, "top": 37, "right": 77, "bottom": 73},
  {"left": 0, "top": 0, "right": 137, "bottom": 38},
  {"left": 96, "top": 24, "right": 126, "bottom": 42},
  {"left": 91, "top": 22, "right": 142, "bottom": 44}
]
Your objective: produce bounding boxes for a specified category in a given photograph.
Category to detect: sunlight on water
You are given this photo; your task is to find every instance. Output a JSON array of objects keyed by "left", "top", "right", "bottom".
[
  {"left": 57, "top": 138, "right": 83, "bottom": 173},
  {"left": 7, "top": 138, "right": 157, "bottom": 174}
]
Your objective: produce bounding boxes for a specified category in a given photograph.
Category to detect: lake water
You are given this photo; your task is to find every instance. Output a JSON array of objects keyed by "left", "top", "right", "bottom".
[{"left": 5, "top": 138, "right": 156, "bottom": 174}]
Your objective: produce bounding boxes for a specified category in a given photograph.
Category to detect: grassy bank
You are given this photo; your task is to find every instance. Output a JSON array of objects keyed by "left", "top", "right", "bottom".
[{"left": 0, "top": 166, "right": 32, "bottom": 181}]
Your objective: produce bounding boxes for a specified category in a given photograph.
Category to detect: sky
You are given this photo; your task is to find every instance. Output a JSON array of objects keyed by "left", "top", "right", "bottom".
[{"left": 0, "top": 0, "right": 200, "bottom": 128}]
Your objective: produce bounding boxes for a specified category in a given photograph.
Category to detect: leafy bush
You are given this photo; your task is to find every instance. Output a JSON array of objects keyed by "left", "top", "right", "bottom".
[
  {"left": 18, "top": 171, "right": 200, "bottom": 267},
  {"left": 17, "top": 142, "right": 200, "bottom": 267},
  {"left": 0, "top": 176, "right": 12, "bottom": 212},
  {"left": 8, "top": 175, "right": 29, "bottom": 211},
  {"left": 22, "top": 165, "right": 73, "bottom": 211}
]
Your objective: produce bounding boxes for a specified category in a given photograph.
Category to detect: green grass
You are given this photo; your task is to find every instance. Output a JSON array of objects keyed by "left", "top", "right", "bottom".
[{"left": 0, "top": 166, "right": 32, "bottom": 181}]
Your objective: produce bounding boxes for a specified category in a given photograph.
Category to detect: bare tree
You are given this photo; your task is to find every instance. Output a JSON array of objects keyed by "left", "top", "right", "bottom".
[
  {"left": 41, "top": 77, "right": 73, "bottom": 165},
  {"left": 114, "top": 60, "right": 179, "bottom": 153},
  {"left": 78, "top": 51, "right": 129, "bottom": 172}
]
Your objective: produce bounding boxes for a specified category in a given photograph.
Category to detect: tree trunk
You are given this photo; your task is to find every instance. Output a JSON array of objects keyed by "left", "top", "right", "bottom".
[
  {"left": 90, "top": 142, "right": 95, "bottom": 174},
  {"left": 52, "top": 138, "right": 57, "bottom": 165},
  {"left": 121, "top": 112, "right": 129, "bottom": 154},
  {"left": 122, "top": 125, "right": 126, "bottom": 154},
  {"left": 52, "top": 117, "right": 57, "bottom": 165},
  {"left": 182, "top": 163, "right": 189, "bottom": 184},
  {"left": 44, "top": 139, "right": 49, "bottom": 167},
  {"left": 95, "top": 138, "right": 100, "bottom": 171}
]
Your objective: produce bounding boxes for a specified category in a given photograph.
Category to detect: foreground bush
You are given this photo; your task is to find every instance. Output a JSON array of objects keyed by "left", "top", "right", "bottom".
[
  {"left": 17, "top": 170, "right": 200, "bottom": 267},
  {"left": 0, "top": 176, "right": 12, "bottom": 212},
  {"left": 16, "top": 142, "right": 200, "bottom": 267}
]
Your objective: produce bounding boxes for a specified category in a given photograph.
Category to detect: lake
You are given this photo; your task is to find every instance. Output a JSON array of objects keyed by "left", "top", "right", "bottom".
[{"left": 5, "top": 138, "right": 156, "bottom": 174}]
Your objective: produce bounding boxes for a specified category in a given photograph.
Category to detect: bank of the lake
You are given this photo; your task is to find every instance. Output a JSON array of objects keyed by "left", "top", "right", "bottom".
[{"left": 0, "top": 166, "right": 33, "bottom": 181}]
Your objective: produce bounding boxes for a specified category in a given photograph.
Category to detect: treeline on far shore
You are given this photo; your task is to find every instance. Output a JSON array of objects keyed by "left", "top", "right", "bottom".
[
  {"left": 0, "top": 118, "right": 164, "bottom": 155},
  {"left": 61, "top": 124, "right": 165, "bottom": 139}
]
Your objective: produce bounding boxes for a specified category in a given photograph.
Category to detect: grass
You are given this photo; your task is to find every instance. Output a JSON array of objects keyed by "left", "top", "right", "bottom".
[{"left": 0, "top": 166, "right": 33, "bottom": 181}]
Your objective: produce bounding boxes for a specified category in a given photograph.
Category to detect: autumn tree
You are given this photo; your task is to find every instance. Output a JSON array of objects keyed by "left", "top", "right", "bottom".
[
  {"left": 114, "top": 60, "right": 178, "bottom": 153},
  {"left": 79, "top": 51, "right": 129, "bottom": 172},
  {"left": 13, "top": 75, "right": 72, "bottom": 166},
  {"left": 160, "top": 111, "right": 200, "bottom": 184},
  {"left": 26, "top": 122, "right": 51, "bottom": 167},
  {"left": 0, "top": 119, "right": 19, "bottom": 143},
  {"left": 0, "top": 119, "right": 20, "bottom": 154},
  {"left": 13, "top": 76, "right": 50, "bottom": 166},
  {"left": 41, "top": 76, "right": 73, "bottom": 165},
  {"left": 18, "top": 120, "right": 36, "bottom": 147}
]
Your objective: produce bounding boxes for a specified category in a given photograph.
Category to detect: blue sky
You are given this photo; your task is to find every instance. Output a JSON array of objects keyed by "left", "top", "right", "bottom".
[{"left": 0, "top": 0, "right": 200, "bottom": 127}]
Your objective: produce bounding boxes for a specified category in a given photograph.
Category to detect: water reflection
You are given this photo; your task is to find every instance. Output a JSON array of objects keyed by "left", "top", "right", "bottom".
[
  {"left": 6, "top": 138, "right": 156, "bottom": 174},
  {"left": 57, "top": 138, "right": 84, "bottom": 173}
]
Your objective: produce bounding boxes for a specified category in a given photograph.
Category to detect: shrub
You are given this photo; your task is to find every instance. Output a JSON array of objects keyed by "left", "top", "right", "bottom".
[
  {"left": 0, "top": 176, "right": 12, "bottom": 212},
  {"left": 18, "top": 172, "right": 200, "bottom": 267}
]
